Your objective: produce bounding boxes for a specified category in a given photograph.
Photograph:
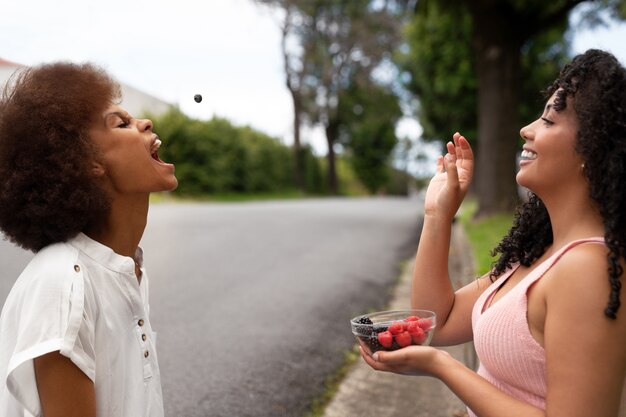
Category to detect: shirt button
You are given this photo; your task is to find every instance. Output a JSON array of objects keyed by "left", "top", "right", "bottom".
[
  {"left": 74, "top": 265, "right": 80, "bottom": 272},
  {"left": 144, "top": 350, "right": 150, "bottom": 358},
  {"left": 142, "top": 334, "right": 147, "bottom": 341},
  {"left": 138, "top": 319, "right": 144, "bottom": 327}
]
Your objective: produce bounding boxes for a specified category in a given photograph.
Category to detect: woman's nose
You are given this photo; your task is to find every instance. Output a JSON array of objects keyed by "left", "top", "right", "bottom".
[
  {"left": 138, "top": 118, "right": 153, "bottom": 132},
  {"left": 520, "top": 123, "right": 532, "bottom": 141}
]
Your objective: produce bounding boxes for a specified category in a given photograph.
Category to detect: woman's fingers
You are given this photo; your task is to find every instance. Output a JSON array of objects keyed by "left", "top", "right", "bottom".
[
  {"left": 359, "top": 347, "right": 393, "bottom": 372},
  {"left": 444, "top": 151, "right": 460, "bottom": 190},
  {"left": 435, "top": 154, "right": 445, "bottom": 174},
  {"left": 456, "top": 134, "right": 474, "bottom": 171}
]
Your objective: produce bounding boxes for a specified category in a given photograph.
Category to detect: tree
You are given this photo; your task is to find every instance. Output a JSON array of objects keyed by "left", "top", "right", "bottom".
[
  {"left": 337, "top": 79, "right": 403, "bottom": 193},
  {"left": 277, "top": 2, "right": 313, "bottom": 191},
  {"left": 256, "top": 0, "right": 407, "bottom": 194},
  {"left": 401, "top": 0, "right": 626, "bottom": 216}
]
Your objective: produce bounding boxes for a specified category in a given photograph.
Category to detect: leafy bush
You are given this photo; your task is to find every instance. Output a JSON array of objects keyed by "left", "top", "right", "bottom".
[{"left": 150, "top": 109, "right": 323, "bottom": 196}]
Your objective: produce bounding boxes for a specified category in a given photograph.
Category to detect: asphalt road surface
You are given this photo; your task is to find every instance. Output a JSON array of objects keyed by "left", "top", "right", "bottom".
[{"left": 0, "top": 197, "right": 423, "bottom": 417}]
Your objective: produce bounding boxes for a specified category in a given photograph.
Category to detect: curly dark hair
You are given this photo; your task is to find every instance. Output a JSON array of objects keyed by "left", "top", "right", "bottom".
[
  {"left": 490, "top": 49, "right": 626, "bottom": 319},
  {"left": 0, "top": 62, "right": 121, "bottom": 252}
]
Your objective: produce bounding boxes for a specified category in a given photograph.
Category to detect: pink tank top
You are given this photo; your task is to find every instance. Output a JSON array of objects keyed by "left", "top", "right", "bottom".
[{"left": 468, "top": 238, "right": 605, "bottom": 417}]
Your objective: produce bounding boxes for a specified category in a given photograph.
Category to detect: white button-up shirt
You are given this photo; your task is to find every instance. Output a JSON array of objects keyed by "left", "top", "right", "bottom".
[{"left": 0, "top": 233, "right": 164, "bottom": 417}]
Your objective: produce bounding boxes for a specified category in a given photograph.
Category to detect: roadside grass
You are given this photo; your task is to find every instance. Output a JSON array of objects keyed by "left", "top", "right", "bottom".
[
  {"left": 303, "top": 345, "right": 361, "bottom": 417},
  {"left": 458, "top": 199, "right": 515, "bottom": 275},
  {"left": 303, "top": 261, "right": 406, "bottom": 417},
  {"left": 149, "top": 190, "right": 310, "bottom": 204},
  {"left": 303, "top": 203, "right": 514, "bottom": 417}
]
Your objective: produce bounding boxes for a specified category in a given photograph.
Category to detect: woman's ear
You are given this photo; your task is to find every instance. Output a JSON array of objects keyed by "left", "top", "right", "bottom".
[{"left": 91, "top": 162, "right": 106, "bottom": 177}]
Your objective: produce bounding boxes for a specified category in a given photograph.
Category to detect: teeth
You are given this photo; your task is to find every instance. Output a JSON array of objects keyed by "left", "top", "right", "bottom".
[
  {"left": 151, "top": 139, "right": 162, "bottom": 154},
  {"left": 521, "top": 149, "right": 537, "bottom": 160}
]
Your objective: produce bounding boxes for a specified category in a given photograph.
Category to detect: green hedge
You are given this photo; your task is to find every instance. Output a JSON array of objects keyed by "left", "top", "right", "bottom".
[{"left": 149, "top": 109, "right": 323, "bottom": 196}]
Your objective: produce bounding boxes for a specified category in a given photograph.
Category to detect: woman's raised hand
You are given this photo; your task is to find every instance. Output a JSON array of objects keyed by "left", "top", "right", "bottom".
[{"left": 423, "top": 132, "right": 474, "bottom": 221}]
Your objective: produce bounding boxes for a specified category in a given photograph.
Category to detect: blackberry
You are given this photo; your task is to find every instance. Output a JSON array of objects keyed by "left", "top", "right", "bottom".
[
  {"left": 367, "top": 335, "right": 383, "bottom": 353},
  {"left": 373, "top": 323, "right": 388, "bottom": 334},
  {"left": 355, "top": 316, "right": 373, "bottom": 336}
]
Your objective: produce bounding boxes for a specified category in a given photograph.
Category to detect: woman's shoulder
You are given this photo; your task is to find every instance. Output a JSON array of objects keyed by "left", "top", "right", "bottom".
[
  {"left": 10, "top": 241, "right": 81, "bottom": 297},
  {"left": 545, "top": 240, "right": 622, "bottom": 317}
]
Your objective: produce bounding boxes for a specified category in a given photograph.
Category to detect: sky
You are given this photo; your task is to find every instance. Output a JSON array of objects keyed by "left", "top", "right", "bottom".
[{"left": 1, "top": 0, "right": 626, "bottom": 169}]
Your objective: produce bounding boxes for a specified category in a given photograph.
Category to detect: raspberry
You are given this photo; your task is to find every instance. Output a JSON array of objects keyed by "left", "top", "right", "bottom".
[
  {"left": 417, "top": 318, "right": 433, "bottom": 331},
  {"left": 388, "top": 321, "right": 405, "bottom": 335},
  {"left": 377, "top": 331, "right": 393, "bottom": 348},
  {"left": 395, "top": 331, "right": 412, "bottom": 347},
  {"left": 404, "top": 316, "right": 419, "bottom": 322},
  {"left": 408, "top": 322, "right": 427, "bottom": 344}
]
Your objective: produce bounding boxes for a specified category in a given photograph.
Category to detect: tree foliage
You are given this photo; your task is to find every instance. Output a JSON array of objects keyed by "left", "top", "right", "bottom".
[
  {"left": 399, "top": 0, "right": 571, "bottom": 148},
  {"left": 150, "top": 108, "right": 323, "bottom": 196},
  {"left": 256, "top": 0, "right": 409, "bottom": 195},
  {"left": 399, "top": 0, "right": 626, "bottom": 215},
  {"left": 337, "top": 80, "right": 403, "bottom": 193}
]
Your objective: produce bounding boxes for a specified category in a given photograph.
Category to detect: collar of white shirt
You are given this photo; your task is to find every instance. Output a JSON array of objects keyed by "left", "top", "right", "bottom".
[{"left": 68, "top": 233, "right": 144, "bottom": 274}]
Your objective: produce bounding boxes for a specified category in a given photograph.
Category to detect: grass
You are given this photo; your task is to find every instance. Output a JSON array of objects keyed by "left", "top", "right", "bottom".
[
  {"left": 149, "top": 190, "right": 311, "bottom": 204},
  {"left": 303, "top": 345, "right": 361, "bottom": 417},
  {"left": 303, "top": 260, "right": 406, "bottom": 417},
  {"left": 457, "top": 199, "right": 515, "bottom": 275}
]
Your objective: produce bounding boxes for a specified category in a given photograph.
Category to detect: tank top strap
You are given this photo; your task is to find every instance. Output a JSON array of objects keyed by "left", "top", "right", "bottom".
[{"left": 518, "top": 237, "right": 606, "bottom": 291}]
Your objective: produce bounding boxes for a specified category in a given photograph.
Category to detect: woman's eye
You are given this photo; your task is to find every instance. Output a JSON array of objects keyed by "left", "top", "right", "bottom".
[
  {"left": 117, "top": 121, "right": 129, "bottom": 128},
  {"left": 541, "top": 117, "right": 554, "bottom": 126}
]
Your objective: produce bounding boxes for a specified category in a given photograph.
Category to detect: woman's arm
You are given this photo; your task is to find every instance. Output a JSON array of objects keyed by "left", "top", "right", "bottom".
[
  {"left": 541, "top": 245, "right": 626, "bottom": 417},
  {"left": 412, "top": 133, "right": 489, "bottom": 345},
  {"left": 360, "top": 346, "right": 545, "bottom": 417},
  {"left": 364, "top": 244, "right": 626, "bottom": 417},
  {"left": 34, "top": 351, "right": 96, "bottom": 417}
]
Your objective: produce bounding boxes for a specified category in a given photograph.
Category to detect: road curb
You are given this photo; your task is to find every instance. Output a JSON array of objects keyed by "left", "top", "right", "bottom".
[{"left": 321, "top": 222, "right": 475, "bottom": 417}]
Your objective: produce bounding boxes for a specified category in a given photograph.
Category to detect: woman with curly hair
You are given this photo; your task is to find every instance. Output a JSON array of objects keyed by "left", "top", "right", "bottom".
[
  {"left": 0, "top": 62, "right": 177, "bottom": 416},
  {"left": 361, "top": 49, "right": 626, "bottom": 416}
]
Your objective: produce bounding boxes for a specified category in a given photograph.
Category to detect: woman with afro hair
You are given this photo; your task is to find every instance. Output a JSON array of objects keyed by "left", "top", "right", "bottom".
[
  {"left": 361, "top": 49, "right": 626, "bottom": 416},
  {"left": 0, "top": 62, "right": 177, "bottom": 416}
]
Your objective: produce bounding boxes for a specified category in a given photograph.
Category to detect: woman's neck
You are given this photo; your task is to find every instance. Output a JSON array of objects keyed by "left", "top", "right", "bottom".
[
  {"left": 85, "top": 193, "right": 149, "bottom": 260},
  {"left": 543, "top": 193, "right": 604, "bottom": 248}
]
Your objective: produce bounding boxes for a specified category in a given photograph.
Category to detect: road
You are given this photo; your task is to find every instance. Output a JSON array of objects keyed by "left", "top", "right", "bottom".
[{"left": 1, "top": 197, "right": 423, "bottom": 417}]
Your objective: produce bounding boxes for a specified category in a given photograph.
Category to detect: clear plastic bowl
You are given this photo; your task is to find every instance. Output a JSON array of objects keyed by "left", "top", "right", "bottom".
[{"left": 351, "top": 309, "right": 437, "bottom": 355}]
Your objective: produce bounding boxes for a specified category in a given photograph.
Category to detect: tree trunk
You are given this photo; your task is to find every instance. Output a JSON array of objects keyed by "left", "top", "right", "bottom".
[
  {"left": 325, "top": 123, "right": 339, "bottom": 195},
  {"left": 470, "top": 10, "right": 524, "bottom": 217},
  {"left": 291, "top": 92, "right": 304, "bottom": 191}
]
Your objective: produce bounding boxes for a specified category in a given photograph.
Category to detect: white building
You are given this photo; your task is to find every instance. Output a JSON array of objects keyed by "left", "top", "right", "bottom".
[{"left": 0, "top": 57, "right": 173, "bottom": 117}]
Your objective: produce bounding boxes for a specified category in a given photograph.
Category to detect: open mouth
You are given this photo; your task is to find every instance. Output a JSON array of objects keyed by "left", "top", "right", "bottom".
[
  {"left": 520, "top": 149, "right": 537, "bottom": 161},
  {"left": 150, "top": 137, "right": 164, "bottom": 162}
]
